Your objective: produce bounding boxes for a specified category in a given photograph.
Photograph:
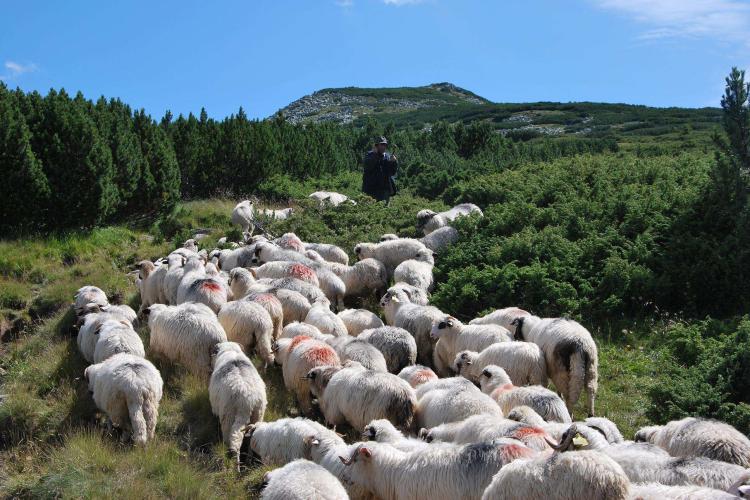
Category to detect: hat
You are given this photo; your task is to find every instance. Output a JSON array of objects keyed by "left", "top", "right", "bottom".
[{"left": 376, "top": 136, "right": 388, "bottom": 145}]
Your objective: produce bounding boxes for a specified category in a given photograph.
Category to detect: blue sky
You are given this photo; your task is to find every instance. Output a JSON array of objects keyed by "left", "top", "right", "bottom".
[{"left": 2, "top": 0, "right": 749, "bottom": 119}]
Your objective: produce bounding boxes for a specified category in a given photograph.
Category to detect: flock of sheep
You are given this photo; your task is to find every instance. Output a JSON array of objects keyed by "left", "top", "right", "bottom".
[{"left": 71, "top": 195, "right": 750, "bottom": 499}]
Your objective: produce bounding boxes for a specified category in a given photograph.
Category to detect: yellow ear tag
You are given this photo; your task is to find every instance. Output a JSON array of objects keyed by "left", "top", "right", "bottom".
[{"left": 573, "top": 434, "right": 589, "bottom": 448}]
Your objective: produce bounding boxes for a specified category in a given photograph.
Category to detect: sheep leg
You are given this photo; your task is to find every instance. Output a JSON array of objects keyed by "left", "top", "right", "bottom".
[
  {"left": 255, "top": 330, "right": 274, "bottom": 373},
  {"left": 127, "top": 396, "right": 149, "bottom": 446}
]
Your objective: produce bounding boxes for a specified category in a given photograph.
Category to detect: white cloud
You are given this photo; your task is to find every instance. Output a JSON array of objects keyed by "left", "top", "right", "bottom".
[
  {"left": 383, "top": 0, "right": 424, "bottom": 5},
  {"left": 0, "top": 60, "right": 38, "bottom": 81},
  {"left": 592, "top": 0, "right": 750, "bottom": 45}
]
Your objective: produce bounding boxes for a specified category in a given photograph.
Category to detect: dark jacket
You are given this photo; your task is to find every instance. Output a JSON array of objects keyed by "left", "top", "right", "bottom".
[{"left": 362, "top": 150, "right": 398, "bottom": 200}]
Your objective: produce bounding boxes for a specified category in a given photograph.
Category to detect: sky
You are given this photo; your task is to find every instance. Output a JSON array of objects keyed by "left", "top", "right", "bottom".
[{"left": 2, "top": 0, "right": 750, "bottom": 120}]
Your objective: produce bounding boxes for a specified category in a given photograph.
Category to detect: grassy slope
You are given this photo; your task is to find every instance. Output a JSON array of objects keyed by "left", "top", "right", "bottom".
[{"left": 0, "top": 197, "right": 667, "bottom": 498}]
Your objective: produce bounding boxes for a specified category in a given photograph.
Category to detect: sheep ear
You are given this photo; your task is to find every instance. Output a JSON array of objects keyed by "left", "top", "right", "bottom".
[{"left": 118, "top": 320, "right": 130, "bottom": 327}]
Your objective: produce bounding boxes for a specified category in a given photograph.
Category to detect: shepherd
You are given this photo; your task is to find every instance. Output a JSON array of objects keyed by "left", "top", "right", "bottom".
[{"left": 362, "top": 136, "right": 398, "bottom": 204}]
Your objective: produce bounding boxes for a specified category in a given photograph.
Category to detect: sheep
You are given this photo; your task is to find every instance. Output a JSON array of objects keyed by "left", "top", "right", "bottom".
[
  {"left": 469, "top": 306, "right": 531, "bottom": 336},
  {"left": 231, "top": 200, "right": 255, "bottom": 233},
  {"left": 251, "top": 261, "right": 320, "bottom": 287},
  {"left": 326, "top": 258, "right": 388, "bottom": 299},
  {"left": 480, "top": 448, "right": 630, "bottom": 500},
  {"left": 265, "top": 277, "right": 329, "bottom": 307},
  {"left": 307, "top": 362, "right": 417, "bottom": 432},
  {"left": 324, "top": 337, "right": 388, "bottom": 372},
  {"left": 417, "top": 203, "right": 483, "bottom": 236},
  {"left": 362, "top": 419, "right": 433, "bottom": 452},
  {"left": 78, "top": 311, "right": 136, "bottom": 363},
  {"left": 354, "top": 238, "right": 430, "bottom": 280},
  {"left": 281, "top": 321, "right": 330, "bottom": 341},
  {"left": 176, "top": 256, "right": 228, "bottom": 313},
  {"left": 162, "top": 254, "right": 187, "bottom": 305},
  {"left": 260, "top": 459, "right": 349, "bottom": 500},
  {"left": 275, "top": 232, "right": 306, "bottom": 253},
  {"left": 92, "top": 319, "right": 145, "bottom": 363},
  {"left": 303, "top": 434, "right": 372, "bottom": 500},
  {"left": 135, "top": 259, "right": 168, "bottom": 313},
  {"left": 398, "top": 364, "right": 438, "bottom": 388},
  {"left": 245, "top": 417, "right": 343, "bottom": 466},
  {"left": 269, "top": 288, "right": 313, "bottom": 325},
  {"left": 209, "top": 342, "right": 266, "bottom": 467},
  {"left": 453, "top": 342, "right": 547, "bottom": 386},
  {"left": 274, "top": 336, "right": 341, "bottom": 414},
  {"left": 478, "top": 365, "right": 571, "bottom": 424},
  {"left": 183, "top": 238, "right": 199, "bottom": 253},
  {"left": 393, "top": 247, "right": 435, "bottom": 292},
  {"left": 514, "top": 315, "right": 599, "bottom": 417},
  {"left": 305, "top": 303, "right": 348, "bottom": 337},
  {"left": 416, "top": 378, "right": 502, "bottom": 429},
  {"left": 145, "top": 302, "right": 227, "bottom": 378},
  {"left": 77, "top": 302, "right": 138, "bottom": 326},
  {"left": 380, "top": 289, "right": 444, "bottom": 367},
  {"left": 218, "top": 300, "right": 275, "bottom": 369},
  {"left": 241, "top": 291, "right": 284, "bottom": 341},
  {"left": 358, "top": 326, "right": 417, "bottom": 374},
  {"left": 84, "top": 353, "right": 163, "bottom": 445},
  {"left": 258, "top": 207, "right": 294, "bottom": 221},
  {"left": 628, "top": 483, "right": 739, "bottom": 500},
  {"left": 253, "top": 241, "right": 314, "bottom": 267},
  {"left": 304, "top": 242, "right": 349, "bottom": 265},
  {"left": 389, "top": 282, "right": 430, "bottom": 306},
  {"left": 431, "top": 315, "right": 512, "bottom": 377},
  {"left": 422, "top": 414, "right": 552, "bottom": 452},
  {"left": 337, "top": 309, "right": 384, "bottom": 337},
  {"left": 309, "top": 191, "right": 354, "bottom": 207},
  {"left": 339, "top": 439, "right": 536, "bottom": 500},
  {"left": 73, "top": 285, "right": 108, "bottom": 319},
  {"left": 228, "top": 267, "right": 255, "bottom": 298},
  {"left": 585, "top": 416, "right": 624, "bottom": 444},
  {"left": 634, "top": 417, "right": 750, "bottom": 467},
  {"left": 419, "top": 225, "right": 459, "bottom": 252}
]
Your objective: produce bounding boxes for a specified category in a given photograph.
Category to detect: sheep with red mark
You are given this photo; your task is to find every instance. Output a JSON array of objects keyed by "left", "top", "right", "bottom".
[
  {"left": 398, "top": 365, "right": 438, "bottom": 388},
  {"left": 251, "top": 261, "right": 320, "bottom": 287},
  {"left": 176, "top": 256, "right": 228, "bottom": 313},
  {"left": 421, "top": 413, "right": 552, "bottom": 452}
]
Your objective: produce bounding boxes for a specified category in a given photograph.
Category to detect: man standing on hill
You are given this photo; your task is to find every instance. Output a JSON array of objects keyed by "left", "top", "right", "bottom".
[{"left": 362, "top": 136, "right": 398, "bottom": 204}]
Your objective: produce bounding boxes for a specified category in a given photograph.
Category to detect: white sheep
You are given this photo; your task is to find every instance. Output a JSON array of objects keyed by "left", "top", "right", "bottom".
[
  {"left": 84, "top": 353, "right": 163, "bottom": 445},
  {"left": 258, "top": 207, "right": 294, "bottom": 221},
  {"left": 393, "top": 247, "right": 435, "bottom": 292},
  {"left": 417, "top": 203, "right": 483, "bottom": 235},
  {"left": 354, "top": 238, "right": 429, "bottom": 279},
  {"left": 380, "top": 289, "right": 444, "bottom": 367},
  {"left": 340, "top": 439, "right": 536, "bottom": 500},
  {"left": 135, "top": 259, "right": 168, "bottom": 313},
  {"left": 628, "top": 482, "right": 745, "bottom": 500},
  {"left": 308, "top": 191, "right": 354, "bottom": 207},
  {"left": 307, "top": 362, "right": 417, "bottom": 432},
  {"left": 358, "top": 326, "right": 417, "bottom": 373},
  {"left": 92, "top": 319, "right": 145, "bottom": 363},
  {"left": 481, "top": 448, "right": 630, "bottom": 500},
  {"left": 253, "top": 241, "right": 314, "bottom": 267},
  {"left": 228, "top": 268, "right": 255, "bottom": 299},
  {"left": 303, "top": 242, "right": 349, "bottom": 265},
  {"left": 78, "top": 311, "right": 135, "bottom": 363},
  {"left": 305, "top": 303, "right": 348, "bottom": 337},
  {"left": 326, "top": 258, "right": 388, "bottom": 299},
  {"left": 251, "top": 261, "right": 320, "bottom": 287},
  {"left": 453, "top": 342, "right": 547, "bottom": 386},
  {"left": 209, "top": 342, "right": 266, "bottom": 467},
  {"left": 431, "top": 315, "right": 512, "bottom": 377},
  {"left": 281, "top": 321, "right": 329, "bottom": 341},
  {"left": 415, "top": 377, "right": 502, "bottom": 429},
  {"left": 274, "top": 336, "right": 341, "bottom": 414},
  {"left": 324, "top": 337, "right": 388, "bottom": 372},
  {"left": 303, "top": 434, "right": 371, "bottom": 500},
  {"left": 241, "top": 291, "right": 284, "bottom": 341},
  {"left": 337, "top": 308, "right": 384, "bottom": 336},
  {"left": 419, "top": 225, "right": 459, "bottom": 252},
  {"left": 245, "top": 417, "right": 343, "bottom": 466},
  {"left": 422, "top": 414, "right": 552, "bottom": 452},
  {"left": 217, "top": 300, "right": 275, "bottom": 369},
  {"left": 585, "top": 416, "right": 624, "bottom": 444},
  {"left": 231, "top": 200, "right": 255, "bottom": 233},
  {"left": 275, "top": 232, "right": 306, "bottom": 253},
  {"left": 514, "top": 315, "right": 599, "bottom": 417},
  {"left": 162, "top": 254, "right": 187, "bottom": 305},
  {"left": 73, "top": 285, "right": 108, "bottom": 319},
  {"left": 478, "top": 365, "right": 571, "bottom": 424},
  {"left": 261, "top": 459, "right": 349, "bottom": 500},
  {"left": 635, "top": 417, "right": 750, "bottom": 467},
  {"left": 176, "top": 256, "right": 228, "bottom": 313},
  {"left": 146, "top": 302, "right": 227, "bottom": 378},
  {"left": 362, "top": 419, "right": 432, "bottom": 452},
  {"left": 264, "top": 277, "right": 329, "bottom": 307},
  {"left": 398, "top": 364, "right": 438, "bottom": 388},
  {"left": 469, "top": 306, "right": 531, "bottom": 336}
]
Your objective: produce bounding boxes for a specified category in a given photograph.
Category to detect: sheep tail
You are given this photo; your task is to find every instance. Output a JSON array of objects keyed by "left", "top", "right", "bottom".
[
  {"left": 142, "top": 389, "right": 159, "bottom": 441},
  {"left": 228, "top": 415, "right": 247, "bottom": 457},
  {"left": 566, "top": 349, "right": 588, "bottom": 418},
  {"left": 128, "top": 390, "right": 150, "bottom": 446}
]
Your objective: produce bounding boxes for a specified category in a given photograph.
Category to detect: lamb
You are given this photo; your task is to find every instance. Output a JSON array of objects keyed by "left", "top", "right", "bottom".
[
  {"left": 217, "top": 300, "right": 275, "bottom": 369},
  {"left": 209, "top": 342, "right": 266, "bottom": 467},
  {"left": 362, "top": 419, "right": 433, "bottom": 452},
  {"left": 326, "top": 258, "right": 388, "bottom": 299},
  {"left": 417, "top": 203, "right": 483, "bottom": 236},
  {"left": 274, "top": 336, "right": 341, "bottom": 414},
  {"left": 398, "top": 364, "right": 438, "bottom": 388},
  {"left": 431, "top": 315, "right": 512, "bottom": 377},
  {"left": 92, "top": 319, "right": 145, "bottom": 363},
  {"left": 307, "top": 362, "right": 417, "bottom": 432},
  {"left": 231, "top": 200, "right": 255, "bottom": 232},
  {"left": 304, "top": 242, "right": 349, "bottom": 265},
  {"left": 73, "top": 285, "right": 108, "bottom": 319},
  {"left": 393, "top": 247, "right": 435, "bottom": 292},
  {"left": 478, "top": 365, "right": 571, "bottom": 424},
  {"left": 84, "top": 353, "right": 163, "bottom": 445},
  {"left": 309, "top": 191, "right": 354, "bottom": 207},
  {"left": 453, "top": 342, "right": 547, "bottom": 386},
  {"left": 634, "top": 417, "right": 750, "bottom": 467},
  {"left": 176, "top": 256, "right": 228, "bottom": 313},
  {"left": 145, "top": 302, "right": 227, "bottom": 378},
  {"left": 513, "top": 315, "right": 599, "bottom": 417},
  {"left": 380, "top": 289, "right": 444, "bottom": 366},
  {"left": 337, "top": 309, "right": 384, "bottom": 337},
  {"left": 324, "top": 337, "right": 388, "bottom": 372},
  {"left": 480, "top": 448, "right": 630, "bottom": 500},
  {"left": 244, "top": 417, "right": 343, "bottom": 466},
  {"left": 469, "top": 306, "right": 531, "bottom": 336},
  {"left": 419, "top": 225, "right": 459, "bottom": 252},
  {"left": 251, "top": 261, "right": 320, "bottom": 287},
  {"left": 354, "top": 238, "right": 429, "bottom": 279},
  {"left": 358, "top": 326, "right": 417, "bottom": 373},
  {"left": 340, "top": 439, "right": 536, "bottom": 500},
  {"left": 258, "top": 207, "right": 294, "bottom": 221},
  {"left": 422, "top": 414, "right": 552, "bottom": 452},
  {"left": 305, "top": 303, "right": 349, "bottom": 337},
  {"left": 416, "top": 378, "right": 502, "bottom": 429},
  {"left": 260, "top": 459, "right": 349, "bottom": 500}
]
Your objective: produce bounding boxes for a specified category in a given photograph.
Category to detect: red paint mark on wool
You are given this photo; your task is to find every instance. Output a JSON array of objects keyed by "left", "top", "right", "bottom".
[
  {"left": 289, "top": 263, "right": 316, "bottom": 281},
  {"left": 500, "top": 443, "right": 536, "bottom": 462},
  {"left": 255, "top": 293, "right": 274, "bottom": 303},
  {"left": 491, "top": 384, "right": 515, "bottom": 399},
  {"left": 513, "top": 426, "right": 546, "bottom": 438},
  {"left": 289, "top": 335, "right": 312, "bottom": 351},
  {"left": 413, "top": 370, "right": 437, "bottom": 385},
  {"left": 303, "top": 346, "right": 338, "bottom": 365},
  {"left": 201, "top": 282, "right": 222, "bottom": 292}
]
